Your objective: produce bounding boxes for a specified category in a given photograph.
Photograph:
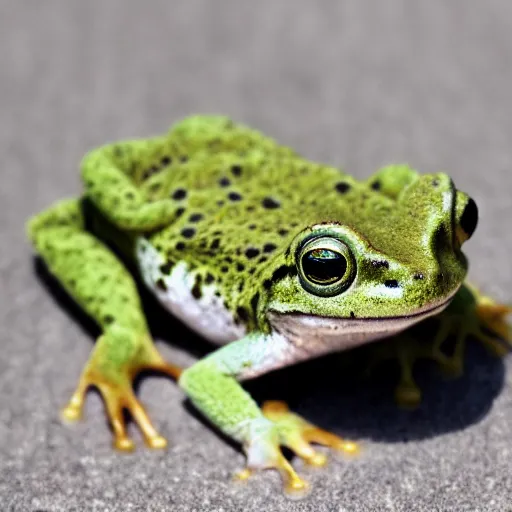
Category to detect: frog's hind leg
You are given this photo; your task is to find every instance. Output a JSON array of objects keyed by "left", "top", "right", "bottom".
[
  {"left": 364, "top": 283, "right": 511, "bottom": 409},
  {"left": 27, "top": 198, "right": 182, "bottom": 451},
  {"left": 431, "top": 283, "right": 511, "bottom": 377}
]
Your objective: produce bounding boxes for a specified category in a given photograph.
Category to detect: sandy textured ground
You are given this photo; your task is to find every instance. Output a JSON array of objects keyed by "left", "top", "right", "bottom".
[{"left": 1, "top": 1, "right": 511, "bottom": 510}]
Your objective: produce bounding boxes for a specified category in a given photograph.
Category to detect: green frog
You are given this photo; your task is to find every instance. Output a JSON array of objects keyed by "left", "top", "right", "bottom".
[{"left": 27, "top": 115, "right": 511, "bottom": 494}]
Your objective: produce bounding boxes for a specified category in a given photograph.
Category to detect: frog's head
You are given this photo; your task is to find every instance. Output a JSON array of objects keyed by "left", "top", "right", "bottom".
[{"left": 266, "top": 172, "right": 478, "bottom": 353}]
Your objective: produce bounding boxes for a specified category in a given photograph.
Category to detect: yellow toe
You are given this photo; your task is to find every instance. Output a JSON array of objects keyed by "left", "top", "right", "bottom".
[
  {"left": 114, "top": 436, "right": 135, "bottom": 452},
  {"left": 146, "top": 434, "right": 168, "bottom": 449}
]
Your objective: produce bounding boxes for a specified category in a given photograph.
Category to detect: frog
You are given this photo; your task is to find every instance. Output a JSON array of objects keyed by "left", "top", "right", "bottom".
[{"left": 27, "top": 115, "right": 511, "bottom": 494}]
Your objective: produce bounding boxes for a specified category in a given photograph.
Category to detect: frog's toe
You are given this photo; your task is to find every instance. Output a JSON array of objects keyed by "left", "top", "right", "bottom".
[
  {"left": 61, "top": 386, "right": 87, "bottom": 423},
  {"left": 394, "top": 382, "right": 422, "bottom": 409},
  {"left": 234, "top": 451, "right": 309, "bottom": 496},
  {"left": 262, "top": 400, "right": 359, "bottom": 465},
  {"left": 386, "top": 350, "right": 424, "bottom": 409}
]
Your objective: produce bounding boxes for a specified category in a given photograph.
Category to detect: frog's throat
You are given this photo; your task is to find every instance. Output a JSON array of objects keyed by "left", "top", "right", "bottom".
[{"left": 267, "top": 289, "right": 458, "bottom": 356}]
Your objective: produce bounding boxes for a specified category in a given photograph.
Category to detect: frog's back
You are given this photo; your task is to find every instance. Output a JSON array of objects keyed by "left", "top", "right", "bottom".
[{"left": 134, "top": 115, "right": 362, "bottom": 225}]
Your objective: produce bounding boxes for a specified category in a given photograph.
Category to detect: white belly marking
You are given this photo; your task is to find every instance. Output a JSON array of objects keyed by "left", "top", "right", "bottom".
[{"left": 135, "top": 238, "right": 246, "bottom": 345}]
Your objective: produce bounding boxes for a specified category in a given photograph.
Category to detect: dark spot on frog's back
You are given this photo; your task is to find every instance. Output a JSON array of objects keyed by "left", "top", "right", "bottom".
[
  {"left": 228, "top": 191, "right": 243, "bottom": 202},
  {"left": 335, "top": 182, "right": 351, "bottom": 194},
  {"left": 181, "top": 228, "right": 196, "bottom": 239},
  {"left": 231, "top": 164, "right": 242, "bottom": 176},
  {"left": 384, "top": 279, "right": 399, "bottom": 288},
  {"left": 189, "top": 213, "right": 203, "bottom": 223},
  {"left": 262, "top": 197, "right": 280, "bottom": 209},
  {"left": 172, "top": 188, "right": 187, "bottom": 200},
  {"left": 245, "top": 247, "right": 260, "bottom": 259}
]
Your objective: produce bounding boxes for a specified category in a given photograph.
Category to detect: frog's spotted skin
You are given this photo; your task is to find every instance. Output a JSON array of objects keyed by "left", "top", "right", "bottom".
[{"left": 27, "top": 115, "right": 510, "bottom": 495}]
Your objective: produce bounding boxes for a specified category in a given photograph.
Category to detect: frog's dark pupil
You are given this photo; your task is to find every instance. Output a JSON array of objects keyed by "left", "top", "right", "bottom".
[
  {"left": 302, "top": 249, "right": 347, "bottom": 285},
  {"left": 460, "top": 197, "right": 478, "bottom": 239}
]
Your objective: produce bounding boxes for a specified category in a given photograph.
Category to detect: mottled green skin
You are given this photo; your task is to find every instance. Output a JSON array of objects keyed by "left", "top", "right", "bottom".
[{"left": 27, "top": 115, "right": 477, "bottom": 479}]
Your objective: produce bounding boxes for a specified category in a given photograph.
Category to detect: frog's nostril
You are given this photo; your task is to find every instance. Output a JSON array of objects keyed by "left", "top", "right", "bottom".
[{"left": 436, "top": 272, "right": 446, "bottom": 285}]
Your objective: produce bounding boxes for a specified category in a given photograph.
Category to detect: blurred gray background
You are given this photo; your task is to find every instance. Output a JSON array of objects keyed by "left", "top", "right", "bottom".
[{"left": 1, "top": 1, "right": 512, "bottom": 511}]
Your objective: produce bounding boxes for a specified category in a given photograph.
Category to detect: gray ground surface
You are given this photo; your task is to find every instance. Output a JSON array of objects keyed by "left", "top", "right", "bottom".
[{"left": 1, "top": 1, "right": 512, "bottom": 510}]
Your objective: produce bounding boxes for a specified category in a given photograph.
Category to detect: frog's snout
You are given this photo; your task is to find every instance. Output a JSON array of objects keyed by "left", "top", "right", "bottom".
[{"left": 454, "top": 191, "right": 478, "bottom": 246}]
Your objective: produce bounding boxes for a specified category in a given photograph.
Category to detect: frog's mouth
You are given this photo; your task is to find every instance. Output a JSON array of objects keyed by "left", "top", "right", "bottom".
[{"left": 267, "top": 291, "right": 457, "bottom": 356}]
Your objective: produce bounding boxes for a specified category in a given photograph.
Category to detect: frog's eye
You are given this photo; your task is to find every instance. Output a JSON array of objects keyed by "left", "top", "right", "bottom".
[
  {"left": 297, "top": 236, "right": 356, "bottom": 296},
  {"left": 454, "top": 193, "right": 478, "bottom": 246}
]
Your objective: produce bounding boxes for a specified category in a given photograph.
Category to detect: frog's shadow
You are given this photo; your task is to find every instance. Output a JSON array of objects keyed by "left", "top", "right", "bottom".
[{"left": 34, "top": 257, "right": 506, "bottom": 444}]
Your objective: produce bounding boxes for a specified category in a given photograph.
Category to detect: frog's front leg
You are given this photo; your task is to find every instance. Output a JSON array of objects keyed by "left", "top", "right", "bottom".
[
  {"left": 27, "top": 199, "right": 182, "bottom": 450},
  {"left": 366, "top": 164, "right": 419, "bottom": 199},
  {"left": 179, "top": 334, "right": 358, "bottom": 494},
  {"left": 81, "top": 137, "right": 184, "bottom": 232}
]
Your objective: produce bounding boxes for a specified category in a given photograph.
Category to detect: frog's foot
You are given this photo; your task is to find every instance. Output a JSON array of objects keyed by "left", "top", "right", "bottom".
[
  {"left": 61, "top": 331, "right": 183, "bottom": 451},
  {"left": 61, "top": 370, "right": 169, "bottom": 451},
  {"left": 474, "top": 296, "right": 512, "bottom": 350},
  {"left": 364, "top": 334, "right": 429, "bottom": 408},
  {"left": 234, "top": 401, "right": 358, "bottom": 495}
]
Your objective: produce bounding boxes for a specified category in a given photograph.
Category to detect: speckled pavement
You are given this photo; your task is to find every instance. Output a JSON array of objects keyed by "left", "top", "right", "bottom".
[{"left": 1, "top": 1, "right": 512, "bottom": 510}]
